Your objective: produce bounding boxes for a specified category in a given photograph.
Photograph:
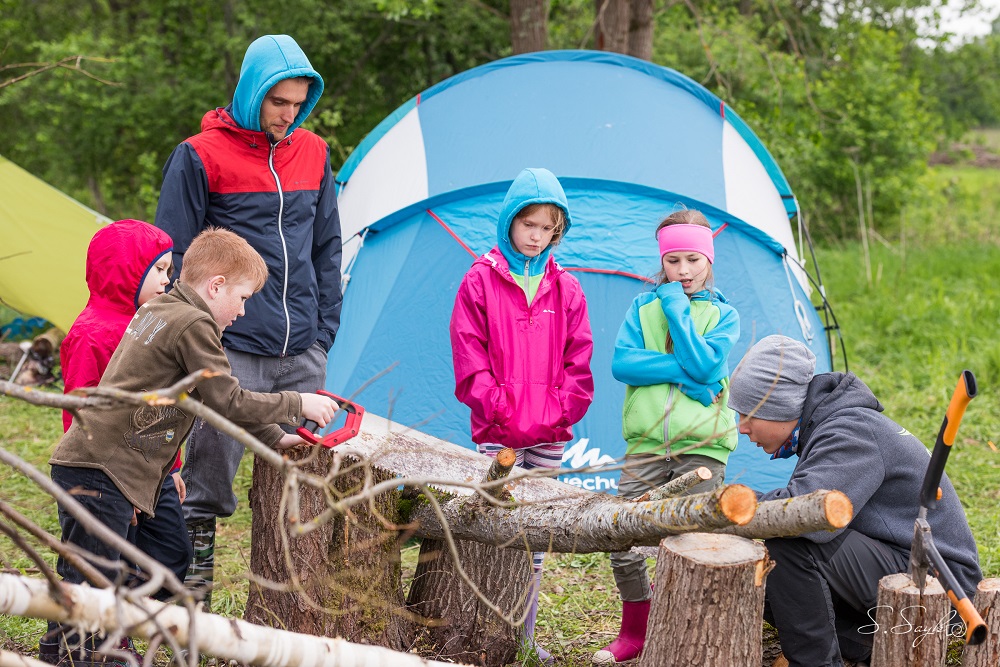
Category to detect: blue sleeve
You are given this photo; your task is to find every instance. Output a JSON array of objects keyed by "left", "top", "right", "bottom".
[
  {"left": 611, "top": 296, "right": 722, "bottom": 407},
  {"left": 155, "top": 142, "right": 209, "bottom": 284},
  {"left": 657, "top": 283, "right": 740, "bottom": 384},
  {"left": 311, "top": 151, "right": 342, "bottom": 352}
]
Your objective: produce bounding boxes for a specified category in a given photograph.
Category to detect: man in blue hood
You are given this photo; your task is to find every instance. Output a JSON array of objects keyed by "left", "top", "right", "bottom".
[{"left": 155, "top": 35, "right": 341, "bottom": 606}]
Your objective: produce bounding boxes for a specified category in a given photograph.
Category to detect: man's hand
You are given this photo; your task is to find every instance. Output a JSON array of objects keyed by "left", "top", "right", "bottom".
[
  {"left": 300, "top": 393, "right": 339, "bottom": 427},
  {"left": 131, "top": 507, "right": 140, "bottom": 527},
  {"left": 172, "top": 471, "right": 187, "bottom": 503}
]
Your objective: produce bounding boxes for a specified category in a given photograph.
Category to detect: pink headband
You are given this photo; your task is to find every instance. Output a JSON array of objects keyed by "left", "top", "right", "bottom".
[{"left": 657, "top": 224, "right": 714, "bottom": 264}]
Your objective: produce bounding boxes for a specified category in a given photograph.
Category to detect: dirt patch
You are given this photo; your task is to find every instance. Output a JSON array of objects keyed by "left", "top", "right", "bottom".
[{"left": 929, "top": 143, "right": 1000, "bottom": 168}]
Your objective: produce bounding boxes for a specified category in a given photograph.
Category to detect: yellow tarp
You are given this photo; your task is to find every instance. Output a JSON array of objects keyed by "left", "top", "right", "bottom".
[{"left": 0, "top": 156, "right": 109, "bottom": 333}]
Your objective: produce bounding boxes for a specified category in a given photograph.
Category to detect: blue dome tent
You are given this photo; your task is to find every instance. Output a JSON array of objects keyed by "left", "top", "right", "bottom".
[{"left": 328, "top": 51, "right": 835, "bottom": 493}]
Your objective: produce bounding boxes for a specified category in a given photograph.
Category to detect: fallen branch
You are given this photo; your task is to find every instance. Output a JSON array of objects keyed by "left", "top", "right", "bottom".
[
  {"left": 0, "top": 573, "right": 469, "bottom": 667},
  {"left": 715, "top": 490, "right": 852, "bottom": 539},
  {"left": 633, "top": 466, "right": 713, "bottom": 501},
  {"left": 409, "top": 483, "right": 757, "bottom": 553}
]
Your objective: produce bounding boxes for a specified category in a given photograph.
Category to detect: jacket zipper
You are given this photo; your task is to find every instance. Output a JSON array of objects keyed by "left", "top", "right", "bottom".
[
  {"left": 267, "top": 142, "right": 292, "bottom": 356},
  {"left": 524, "top": 259, "right": 532, "bottom": 325},
  {"left": 663, "top": 385, "right": 675, "bottom": 455}
]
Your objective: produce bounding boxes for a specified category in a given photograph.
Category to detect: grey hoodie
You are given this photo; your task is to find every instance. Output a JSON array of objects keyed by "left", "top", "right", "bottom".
[{"left": 761, "top": 372, "right": 982, "bottom": 598}]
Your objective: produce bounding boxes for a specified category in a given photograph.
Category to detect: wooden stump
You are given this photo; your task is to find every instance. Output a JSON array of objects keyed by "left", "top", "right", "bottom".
[
  {"left": 962, "top": 578, "right": 1000, "bottom": 667},
  {"left": 637, "top": 533, "right": 769, "bottom": 667},
  {"left": 245, "top": 450, "right": 411, "bottom": 649},
  {"left": 407, "top": 537, "right": 533, "bottom": 667},
  {"left": 871, "top": 573, "right": 949, "bottom": 667}
]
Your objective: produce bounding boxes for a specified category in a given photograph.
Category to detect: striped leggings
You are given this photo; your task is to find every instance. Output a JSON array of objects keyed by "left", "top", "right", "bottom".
[{"left": 477, "top": 441, "right": 565, "bottom": 571}]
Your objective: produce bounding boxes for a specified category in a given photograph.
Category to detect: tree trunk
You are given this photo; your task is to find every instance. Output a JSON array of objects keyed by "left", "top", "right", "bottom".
[
  {"left": 408, "top": 484, "right": 757, "bottom": 552},
  {"left": 717, "top": 490, "right": 853, "bottom": 539},
  {"left": 246, "top": 449, "right": 410, "bottom": 649},
  {"left": 962, "top": 578, "right": 1000, "bottom": 667},
  {"left": 510, "top": 0, "right": 547, "bottom": 54},
  {"left": 597, "top": 0, "right": 630, "bottom": 53},
  {"left": 407, "top": 538, "right": 532, "bottom": 667},
  {"left": 0, "top": 573, "right": 466, "bottom": 667},
  {"left": 627, "top": 0, "right": 654, "bottom": 61},
  {"left": 638, "top": 533, "right": 769, "bottom": 667},
  {"left": 406, "top": 447, "right": 530, "bottom": 666},
  {"left": 871, "top": 573, "right": 949, "bottom": 667}
]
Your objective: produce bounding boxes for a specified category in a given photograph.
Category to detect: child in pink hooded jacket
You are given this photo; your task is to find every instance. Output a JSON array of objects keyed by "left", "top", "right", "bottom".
[{"left": 450, "top": 167, "right": 594, "bottom": 663}]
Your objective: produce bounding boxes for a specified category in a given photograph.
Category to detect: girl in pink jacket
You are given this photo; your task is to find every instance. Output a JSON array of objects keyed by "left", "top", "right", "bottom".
[{"left": 450, "top": 167, "right": 595, "bottom": 663}]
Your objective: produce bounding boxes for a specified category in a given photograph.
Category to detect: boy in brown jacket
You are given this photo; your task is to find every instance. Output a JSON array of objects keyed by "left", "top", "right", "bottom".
[{"left": 41, "top": 228, "right": 339, "bottom": 666}]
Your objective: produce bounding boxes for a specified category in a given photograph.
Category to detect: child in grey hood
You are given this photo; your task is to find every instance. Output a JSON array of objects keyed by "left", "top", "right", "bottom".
[{"left": 728, "top": 335, "right": 981, "bottom": 667}]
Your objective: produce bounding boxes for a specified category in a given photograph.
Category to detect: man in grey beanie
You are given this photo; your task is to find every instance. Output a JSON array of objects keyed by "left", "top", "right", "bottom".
[{"left": 729, "top": 335, "right": 981, "bottom": 667}]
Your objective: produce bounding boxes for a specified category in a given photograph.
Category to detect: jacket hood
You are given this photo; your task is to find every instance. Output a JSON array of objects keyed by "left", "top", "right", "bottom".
[
  {"left": 497, "top": 168, "right": 572, "bottom": 276},
  {"left": 231, "top": 34, "right": 324, "bottom": 136},
  {"left": 800, "top": 372, "right": 883, "bottom": 442},
  {"left": 86, "top": 220, "right": 174, "bottom": 314}
]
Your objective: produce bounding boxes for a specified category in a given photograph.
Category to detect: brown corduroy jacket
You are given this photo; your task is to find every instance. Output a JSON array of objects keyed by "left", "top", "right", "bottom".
[{"left": 50, "top": 281, "right": 301, "bottom": 515}]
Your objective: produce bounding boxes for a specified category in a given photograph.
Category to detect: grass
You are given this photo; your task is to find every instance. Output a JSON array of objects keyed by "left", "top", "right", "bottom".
[{"left": 2, "top": 157, "right": 999, "bottom": 665}]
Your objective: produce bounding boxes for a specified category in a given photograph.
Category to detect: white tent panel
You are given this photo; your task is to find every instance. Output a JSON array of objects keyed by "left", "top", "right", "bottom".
[
  {"left": 722, "top": 122, "right": 799, "bottom": 262},
  {"left": 337, "top": 107, "right": 428, "bottom": 242}
]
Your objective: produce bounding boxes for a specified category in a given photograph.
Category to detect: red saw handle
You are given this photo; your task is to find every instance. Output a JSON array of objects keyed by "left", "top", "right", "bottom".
[{"left": 296, "top": 390, "right": 365, "bottom": 448}]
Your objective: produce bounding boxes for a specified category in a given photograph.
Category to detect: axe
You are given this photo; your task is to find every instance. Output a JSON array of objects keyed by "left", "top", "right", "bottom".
[{"left": 908, "top": 370, "right": 986, "bottom": 645}]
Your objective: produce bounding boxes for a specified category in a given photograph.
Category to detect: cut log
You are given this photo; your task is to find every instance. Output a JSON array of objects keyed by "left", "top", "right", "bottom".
[
  {"left": 406, "top": 447, "right": 530, "bottom": 667},
  {"left": 409, "top": 484, "right": 756, "bottom": 554},
  {"left": 0, "top": 572, "right": 468, "bottom": 667},
  {"left": 716, "top": 490, "right": 853, "bottom": 539},
  {"left": 245, "top": 449, "right": 411, "bottom": 649},
  {"left": 407, "top": 539, "right": 532, "bottom": 667},
  {"left": 638, "top": 533, "right": 769, "bottom": 667},
  {"left": 634, "top": 466, "right": 712, "bottom": 502},
  {"left": 871, "top": 573, "right": 949, "bottom": 667},
  {"left": 962, "top": 578, "right": 1000, "bottom": 667}
]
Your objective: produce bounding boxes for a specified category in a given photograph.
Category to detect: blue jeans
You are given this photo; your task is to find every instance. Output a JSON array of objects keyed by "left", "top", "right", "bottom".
[
  {"left": 128, "top": 475, "right": 193, "bottom": 600},
  {"left": 50, "top": 464, "right": 134, "bottom": 586},
  {"left": 46, "top": 465, "right": 136, "bottom": 658},
  {"left": 181, "top": 342, "right": 328, "bottom": 521}
]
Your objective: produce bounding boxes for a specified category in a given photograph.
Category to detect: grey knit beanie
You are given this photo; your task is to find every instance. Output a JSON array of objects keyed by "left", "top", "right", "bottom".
[{"left": 728, "top": 335, "right": 817, "bottom": 421}]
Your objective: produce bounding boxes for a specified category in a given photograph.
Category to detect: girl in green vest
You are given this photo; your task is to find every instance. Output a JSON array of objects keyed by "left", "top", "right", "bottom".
[{"left": 593, "top": 209, "right": 741, "bottom": 665}]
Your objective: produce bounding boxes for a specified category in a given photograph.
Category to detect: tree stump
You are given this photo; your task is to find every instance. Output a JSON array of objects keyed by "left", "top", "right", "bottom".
[
  {"left": 637, "top": 533, "right": 769, "bottom": 667},
  {"left": 245, "top": 450, "right": 411, "bottom": 649},
  {"left": 962, "top": 578, "right": 1000, "bottom": 667},
  {"left": 871, "top": 573, "right": 949, "bottom": 667},
  {"left": 406, "top": 537, "right": 533, "bottom": 667}
]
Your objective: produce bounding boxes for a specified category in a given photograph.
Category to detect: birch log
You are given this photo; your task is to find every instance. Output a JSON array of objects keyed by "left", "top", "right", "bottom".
[
  {"left": 871, "top": 574, "right": 949, "bottom": 667},
  {"left": 409, "top": 484, "right": 756, "bottom": 553},
  {"left": 962, "top": 578, "right": 1000, "bottom": 667},
  {"left": 0, "top": 573, "right": 467, "bottom": 667},
  {"left": 638, "top": 533, "right": 769, "bottom": 667},
  {"left": 407, "top": 448, "right": 530, "bottom": 667},
  {"left": 715, "top": 490, "right": 853, "bottom": 539}
]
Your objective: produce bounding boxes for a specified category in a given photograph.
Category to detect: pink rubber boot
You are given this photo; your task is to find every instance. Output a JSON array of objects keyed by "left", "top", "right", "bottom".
[{"left": 591, "top": 598, "right": 651, "bottom": 664}]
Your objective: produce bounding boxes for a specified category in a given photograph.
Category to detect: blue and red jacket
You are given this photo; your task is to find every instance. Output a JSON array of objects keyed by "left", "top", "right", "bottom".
[{"left": 156, "top": 36, "right": 341, "bottom": 358}]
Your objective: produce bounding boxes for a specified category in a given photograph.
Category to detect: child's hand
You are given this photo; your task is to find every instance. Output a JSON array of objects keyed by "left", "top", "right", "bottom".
[
  {"left": 300, "top": 393, "right": 339, "bottom": 427},
  {"left": 655, "top": 281, "right": 685, "bottom": 301},
  {"left": 172, "top": 472, "right": 187, "bottom": 503},
  {"left": 276, "top": 433, "right": 309, "bottom": 450}
]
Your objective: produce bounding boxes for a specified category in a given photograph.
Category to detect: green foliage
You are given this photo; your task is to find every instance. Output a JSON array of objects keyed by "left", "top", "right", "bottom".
[
  {"left": 0, "top": 0, "right": 510, "bottom": 220},
  {"left": 915, "top": 34, "right": 1000, "bottom": 139}
]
